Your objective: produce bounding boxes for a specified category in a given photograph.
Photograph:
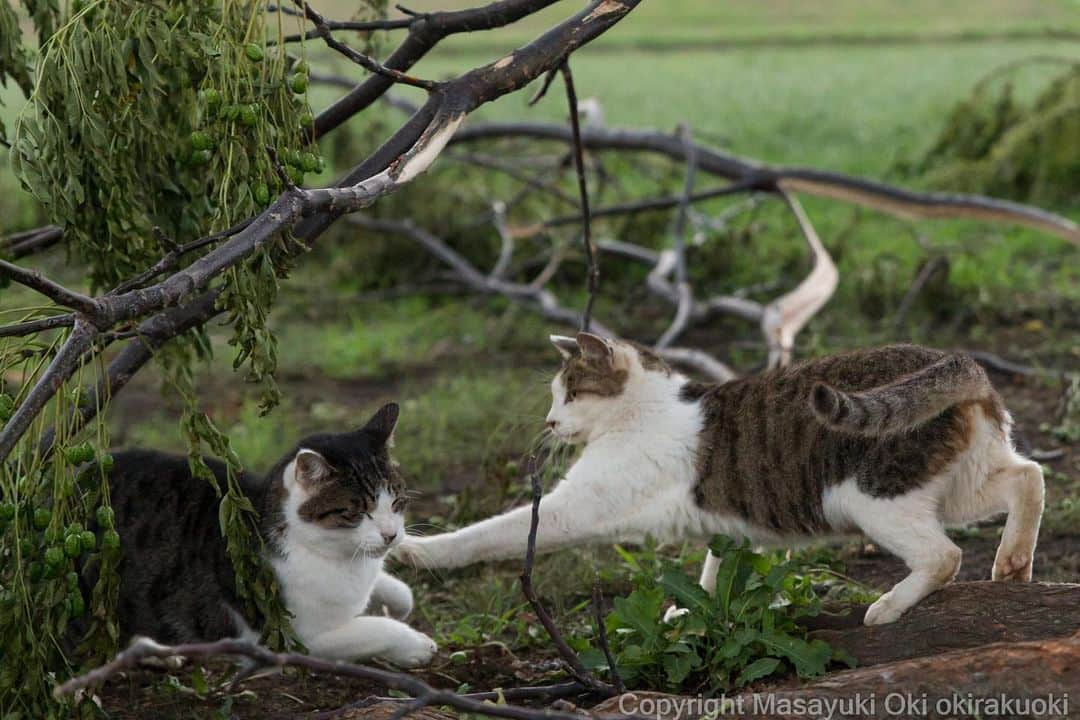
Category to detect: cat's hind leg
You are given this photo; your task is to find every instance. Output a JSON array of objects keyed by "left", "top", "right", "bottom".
[
  {"left": 938, "top": 420, "right": 1045, "bottom": 582},
  {"left": 987, "top": 458, "right": 1044, "bottom": 581},
  {"left": 826, "top": 480, "right": 961, "bottom": 625}
]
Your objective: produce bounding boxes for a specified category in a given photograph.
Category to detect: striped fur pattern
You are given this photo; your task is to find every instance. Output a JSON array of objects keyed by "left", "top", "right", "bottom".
[{"left": 810, "top": 352, "right": 995, "bottom": 437}]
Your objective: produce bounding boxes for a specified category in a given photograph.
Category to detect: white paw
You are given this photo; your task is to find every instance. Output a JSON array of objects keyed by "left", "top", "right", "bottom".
[
  {"left": 382, "top": 631, "right": 438, "bottom": 668},
  {"left": 863, "top": 594, "right": 905, "bottom": 625},
  {"left": 992, "top": 550, "right": 1033, "bottom": 582},
  {"left": 390, "top": 536, "right": 432, "bottom": 568},
  {"left": 662, "top": 606, "right": 690, "bottom": 624},
  {"left": 376, "top": 582, "right": 414, "bottom": 620}
]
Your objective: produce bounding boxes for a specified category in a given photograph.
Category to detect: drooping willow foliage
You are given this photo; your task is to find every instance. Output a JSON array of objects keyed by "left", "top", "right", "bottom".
[
  {"left": 918, "top": 62, "right": 1080, "bottom": 206},
  {"left": 0, "top": 0, "right": 345, "bottom": 715}
]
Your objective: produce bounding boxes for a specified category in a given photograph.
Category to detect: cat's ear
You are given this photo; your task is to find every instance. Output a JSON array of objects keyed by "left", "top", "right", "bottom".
[
  {"left": 576, "top": 332, "right": 613, "bottom": 363},
  {"left": 362, "top": 402, "right": 399, "bottom": 446},
  {"left": 294, "top": 449, "right": 333, "bottom": 487},
  {"left": 550, "top": 334, "right": 580, "bottom": 359}
]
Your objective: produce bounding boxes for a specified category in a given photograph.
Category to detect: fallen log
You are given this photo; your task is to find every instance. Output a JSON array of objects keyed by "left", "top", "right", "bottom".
[
  {"left": 800, "top": 581, "right": 1080, "bottom": 667},
  {"left": 594, "top": 631, "right": 1079, "bottom": 720}
]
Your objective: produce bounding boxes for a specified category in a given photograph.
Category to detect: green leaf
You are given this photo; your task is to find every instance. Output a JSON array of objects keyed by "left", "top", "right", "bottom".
[
  {"left": 663, "top": 649, "right": 699, "bottom": 687},
  {"left": 659, "top": 566, "right": 713, "bottom": 617},
  {"left": 610, "top": 586, "right": 665, "bottom": 643},
  {"left": 713, "top": 540, "right": 753, "bottom": 619},
  {"left": 735, "top": 657, "right": 781, "bottom": 687},
  {"left": 759, "top": 633, "right": 832, "bottom": 677}
]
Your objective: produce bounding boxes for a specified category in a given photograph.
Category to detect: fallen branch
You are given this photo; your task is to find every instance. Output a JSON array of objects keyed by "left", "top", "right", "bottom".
[
  {"left": 450, "top": 122, "right": 1080, "bottom": 245},
  {"left": 53, "top": 637, "right": 615, "bottom": 720},
  {"left": 801, "top": 581, "right": 1080, "bottom": 668},
  {"left": 761, "top": 191, "right": 837, "bottom": 368}
]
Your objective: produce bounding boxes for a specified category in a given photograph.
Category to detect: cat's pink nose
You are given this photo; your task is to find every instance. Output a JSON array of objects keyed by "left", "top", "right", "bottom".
[{"left": 382, "top": 532, "right": 397, "bottom": 545}]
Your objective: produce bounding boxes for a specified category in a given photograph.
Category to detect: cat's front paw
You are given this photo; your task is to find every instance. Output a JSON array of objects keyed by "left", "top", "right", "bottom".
[
  {"left": 382, "top": 630, "right": 438, "bottom": 668},
  {"left": 372, "top": 573, "right": 414, "bottom": 619},
  {"left": 391, "top": 535, "right": 436, "bottom": 568}
]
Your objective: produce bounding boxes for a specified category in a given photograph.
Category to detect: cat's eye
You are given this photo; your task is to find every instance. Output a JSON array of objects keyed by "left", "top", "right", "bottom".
[{"left": 392, "top": 497, "right": 408, "bottom": 513}]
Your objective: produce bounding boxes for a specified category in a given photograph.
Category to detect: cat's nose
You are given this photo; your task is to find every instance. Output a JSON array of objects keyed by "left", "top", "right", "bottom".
[
  {"left": 381, "top": 531, "right": 398, "bottom": 546},
  {"left": 546, "top": 420, "right": 558, "bottom": 430}
]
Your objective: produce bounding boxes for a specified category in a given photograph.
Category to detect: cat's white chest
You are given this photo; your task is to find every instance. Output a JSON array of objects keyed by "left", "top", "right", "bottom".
[{"left": 273, "top": 543, "right": 380, "bottom": 641}]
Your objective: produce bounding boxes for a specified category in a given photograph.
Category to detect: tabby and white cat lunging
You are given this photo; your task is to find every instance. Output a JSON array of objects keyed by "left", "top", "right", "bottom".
[{"left": 396, "top": 334, "right": 1044, "bottom": 625}]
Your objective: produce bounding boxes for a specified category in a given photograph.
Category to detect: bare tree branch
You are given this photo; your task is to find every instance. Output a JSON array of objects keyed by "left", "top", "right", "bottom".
[
  {"left": 0, "top": 318, "right": 97, "bottom": 460},
  {"left": 0, "top": 314, "right": 74, "bottom": 339},
  {"left": 52, "top": 637, "right": 625, "bottom": 720},
  {"left": 761, "top": 192, "right": 838, "bottom": 368},
  {"left": 0, "top": 260, "right": 99, "bottom": 316},
  {"left": 0, "top": 0, "right": 644, "bottom": 462},
  {"left": 1, "top": 225, "right": 63, "bottom": 258},
  {"left": 450, "top": 122, "right": 1080, "bottom": 245}
]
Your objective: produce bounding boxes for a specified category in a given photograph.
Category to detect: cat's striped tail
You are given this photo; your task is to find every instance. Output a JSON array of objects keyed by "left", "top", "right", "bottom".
[{"left": 810, "top": 353, "right": 991, "bottom": 436}]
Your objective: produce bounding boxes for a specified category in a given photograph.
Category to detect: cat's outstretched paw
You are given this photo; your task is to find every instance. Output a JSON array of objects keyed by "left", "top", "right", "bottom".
[
  {"left": 382, "top": 630, "right": 438, "bottom": 668},
  {"left": 391, "top": 536, "right": 438, "bottom": 569},
  {"left": 863, "top": 593, "right": 905, "bottom": 625}
]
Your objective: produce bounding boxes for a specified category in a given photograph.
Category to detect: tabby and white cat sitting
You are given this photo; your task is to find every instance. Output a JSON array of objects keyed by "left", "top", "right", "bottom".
[
  {"left": 395, "top": 334, "right": 1044, "bottom": 626},
  {"left": 94, "top": 403, "right": 436, "bottom": 667}
]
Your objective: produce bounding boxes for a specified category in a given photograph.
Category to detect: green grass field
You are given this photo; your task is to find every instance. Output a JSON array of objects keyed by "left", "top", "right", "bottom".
[{"left": 3, "top": 0, "right": 1077, "bottom": 467}]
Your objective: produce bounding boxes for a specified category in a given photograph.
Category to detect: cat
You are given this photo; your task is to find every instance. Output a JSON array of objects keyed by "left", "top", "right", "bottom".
[
  {"left": 394, "top": 334, "right": 1044, "bottom": 626},
  {"left": 86, "top": 403, "right": 437, "bottom": 666}
]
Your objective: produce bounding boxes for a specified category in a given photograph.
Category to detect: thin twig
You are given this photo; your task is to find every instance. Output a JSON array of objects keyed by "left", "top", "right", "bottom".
[
  {"left": 0, "top": 260, "right": 100, "bottom": 316},
  {"left": 294, "top": 0, "right": 438, "bottom": 90},
  {"left": 538, "top": 179, "right": 764, "bottom": 230},
  {"left": 520, "top": 473, "right": 614, "bottom": 696},
  {"left": 966, "top": 349, "right": 1064, "bottom": 378},
  {"left": 592, "top": 581, "right": 626, "bottom": 694},
  {"left": 0, "top": 314, "right": 75, "bottom": 338},
  {"left": 0, "top": 319, "right": 98, "bottom": 461},
  {"left": 280, "top": 16, "right": 414, "bottom": 44},
  {"left": 891, "top": 254, "right": 948, "bottom": 330},
  {"left": 559, "top": 61, "right": 598, "bottom": 332},
  {"left": 108, "top": 219, "right": 254, "bottom": 296}
]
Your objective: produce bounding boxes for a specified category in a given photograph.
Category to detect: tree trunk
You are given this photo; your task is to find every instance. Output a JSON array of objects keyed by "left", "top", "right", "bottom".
[{"left": 799, "top": 581, "right": 1080, "bottom": 667}]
